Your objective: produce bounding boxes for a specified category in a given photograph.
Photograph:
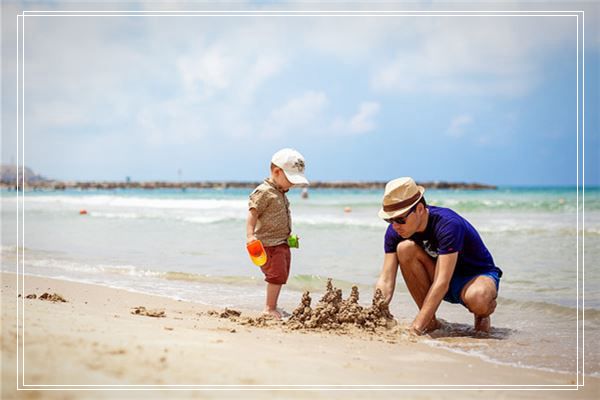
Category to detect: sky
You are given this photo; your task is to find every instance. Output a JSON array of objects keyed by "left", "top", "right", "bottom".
[{"left": 1, "top": 1, "right": 599, "bottom": 186}]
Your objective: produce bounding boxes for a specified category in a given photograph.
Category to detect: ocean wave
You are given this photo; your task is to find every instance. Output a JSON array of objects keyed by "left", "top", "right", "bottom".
[
  {"left": 68, "top": 209, "right": 387, "bottom": 228},
  {"left": 499, "top": 297, "right": 600, "bottom": 320},
  {"left": 477, "top": 226, "right": 600, "bottom": 236},
  {"left": 11, "top": 195, "right": 248, "bottom": 211},
  {"left": 163, "top": 271, "right": 261, "bottom": 286},
  {"left": 21, "top": 257, "right": 163, "bottom": 278},
  {"left": 294, "top": 216, "right": 383, "bottom": 229},
  {"left": 9, "top": 254, "right": 372, "bottom": 297},
  {"left": 90, "top": 211, "right": 243, "bottom": 225},
  {"left": 162, "top": 271, "right": 370, "bottom": 294},
  {"left": 430, "top": 196, "right": 600, "bottom": 212},
  {"left": 89, "top": 210, "right": 600, "bottom": 234},
  {"left": 6, "top": 191, "right": 600, "bottom": 213},
  {"left": 433, "top": 198, "right": 578, "bottom": 212}
]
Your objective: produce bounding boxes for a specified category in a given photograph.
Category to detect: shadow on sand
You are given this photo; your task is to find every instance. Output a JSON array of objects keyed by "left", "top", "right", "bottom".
[{"left": 427, "top": 319, "right": 514, "bottom": 340}]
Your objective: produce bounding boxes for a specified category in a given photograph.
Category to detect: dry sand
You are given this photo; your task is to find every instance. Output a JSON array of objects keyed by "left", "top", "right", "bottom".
[{"left": 1, "top": 272, "right": 598, "bottom": 399}]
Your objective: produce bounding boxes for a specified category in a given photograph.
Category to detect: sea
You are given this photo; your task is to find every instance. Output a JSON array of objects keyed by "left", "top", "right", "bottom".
[{"left": 1, "top": 185, "right": 598, "bottom": 379}]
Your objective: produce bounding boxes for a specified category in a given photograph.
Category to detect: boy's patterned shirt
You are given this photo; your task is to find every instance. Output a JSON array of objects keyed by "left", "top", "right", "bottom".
[{"left": 248, "top": 179, "right": 291, "bottom": 247}]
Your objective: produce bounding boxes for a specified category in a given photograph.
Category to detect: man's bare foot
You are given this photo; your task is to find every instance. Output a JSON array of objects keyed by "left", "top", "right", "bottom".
[
  {"left": 263, "top": 309, "right": 282, "bottom": 320},
  {"left": 474, "top": 315, "right": 490, "bottom": 333}
]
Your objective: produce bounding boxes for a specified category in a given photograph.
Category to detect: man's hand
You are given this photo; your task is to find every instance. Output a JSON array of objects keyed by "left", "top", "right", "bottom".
[
  {"left": 409, "top": 317, "right": 441, "bottom": 336},
  {"left": 408, "top": 324, "right": 426, "bottom": 336},
  {"left": 375, "top": 253, "right": 401, "bottom": 304},
  {"left": 411, "top": 252, "right": 458, "bottom": 331}
]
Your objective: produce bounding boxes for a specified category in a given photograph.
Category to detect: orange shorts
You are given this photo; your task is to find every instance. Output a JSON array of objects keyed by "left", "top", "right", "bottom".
[{"left": 260, "top": 243, "right": 291, "bottom": 285}]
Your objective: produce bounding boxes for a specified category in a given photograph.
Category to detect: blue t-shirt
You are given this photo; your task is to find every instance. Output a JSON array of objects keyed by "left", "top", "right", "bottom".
[{"left": 384, "top": 206, "right": 502, "bottom": 277}]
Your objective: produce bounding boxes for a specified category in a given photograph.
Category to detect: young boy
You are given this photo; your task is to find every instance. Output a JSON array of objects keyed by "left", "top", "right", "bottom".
[{"left": 246, "top": 148, "right": 309, "bottom": 319}]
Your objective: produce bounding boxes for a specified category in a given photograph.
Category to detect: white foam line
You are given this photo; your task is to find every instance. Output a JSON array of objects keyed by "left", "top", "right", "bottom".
[
  {"left": 21, "top": 10, "right": 589, "bottom": 13},
  {"left": 576, "top": 12, "right": 579, "bottom": 386},
  {"left": 15, "top": 14, "right": 20, "bottom": 391},
  {"left": 422, "top": 339, "right": 577, "bottom": 377},
  {"left": 18, "top": 14, "right": 581, "bottom": 17},
  {"left": 21, "top": 12, "right": 26, "bottom": 389},
  {"left": 581, "top": 11, "right": 585, "bottom": 385}
]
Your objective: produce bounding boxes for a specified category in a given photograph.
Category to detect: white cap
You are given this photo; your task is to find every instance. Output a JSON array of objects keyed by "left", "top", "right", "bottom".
[{"left": 271, "top": 148, "right": 309, "bottom": 186}]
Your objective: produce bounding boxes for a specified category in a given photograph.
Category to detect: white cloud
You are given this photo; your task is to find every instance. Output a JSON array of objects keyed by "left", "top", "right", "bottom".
[
  {"left": 30, "top": 101, "right": 90, "bottom": 127},
  {"left": 3, "top": 3, "right": 588, "bottom": 177},
  {"left": 177, "top": 46, "right": 232, "bottom": 94},
  {"left": 236, "top": 53, "right": 287, "bottom": 104},
  {"left": 262, "top": 91, "right": 328, "bottom": 138},
  {"left": 370, "top": 17, "right": 571, "bottom": 96},
  {"left": 135, "top": 97, "right": 208, "bottom": 146},
  {"left": 446, "top": 114, "right": 473, "bottom": 137},
  {"left": 332, "top": 102, "right": 381, "bottom": 135}
]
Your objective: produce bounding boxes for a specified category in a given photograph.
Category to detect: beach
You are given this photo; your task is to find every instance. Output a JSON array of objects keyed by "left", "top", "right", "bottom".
[
  {"left": 2, "top": 272, "right": 598, "bottom": 399},
  {"left": 1, "top": 186, "right": 599, "bottom": 398}
]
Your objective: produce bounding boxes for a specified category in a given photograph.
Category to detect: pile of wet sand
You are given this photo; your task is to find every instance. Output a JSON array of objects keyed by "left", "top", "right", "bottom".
[
  {"left": 24, "top": 292, "right": 68, "bottom": 302},
  {"left": 211, "top": 279, "right": 399, "bottom": 335},
  {"left": 131, "top": 306, "right": 166, "bottom": 318},
  {"left": 285, "top": 279, "right": 396, "bottom": 332}
]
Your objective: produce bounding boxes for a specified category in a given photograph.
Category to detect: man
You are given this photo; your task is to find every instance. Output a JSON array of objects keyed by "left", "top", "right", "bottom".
[{"left": 375, "top": 177, "right": 502, "bottom": 335}]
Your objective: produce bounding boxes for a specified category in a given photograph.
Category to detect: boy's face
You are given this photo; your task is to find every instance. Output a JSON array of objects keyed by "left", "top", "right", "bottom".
[{"left": 272, "top": 167, "right": 293, "bottom": 190}]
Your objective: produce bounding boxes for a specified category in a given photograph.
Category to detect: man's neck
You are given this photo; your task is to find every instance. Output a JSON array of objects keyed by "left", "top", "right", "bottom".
[{"left": 416, "top": 207, "right": 429, "bottom": 233}]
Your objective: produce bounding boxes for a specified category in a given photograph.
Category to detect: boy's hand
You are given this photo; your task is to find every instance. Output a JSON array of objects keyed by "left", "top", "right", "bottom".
[
  {"left": 246, "top": 235, "right": 258, "bottom": 244},
  {"left": 287, "top": 234, "right": 300, "bottom": 248}
]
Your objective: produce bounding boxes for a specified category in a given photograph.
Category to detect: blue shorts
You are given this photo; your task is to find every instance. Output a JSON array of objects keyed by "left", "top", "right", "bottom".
[{"left": 443, "top": 269, "right": 501, "bottom": 306}]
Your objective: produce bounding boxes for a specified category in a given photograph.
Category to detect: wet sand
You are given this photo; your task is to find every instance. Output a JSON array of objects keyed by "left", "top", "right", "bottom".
[{"left": 1, "top": 272, "right": 598, "bottom": 399}]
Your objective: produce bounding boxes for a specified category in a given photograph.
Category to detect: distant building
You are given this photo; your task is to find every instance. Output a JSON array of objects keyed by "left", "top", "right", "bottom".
[{"left": 0, "top": 165, "right": 48, "bottom": 184}]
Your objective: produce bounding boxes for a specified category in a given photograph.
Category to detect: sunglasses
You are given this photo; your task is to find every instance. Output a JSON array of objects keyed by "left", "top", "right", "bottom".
[{"left": 384, "top": 205, "right": 417, "bottom": 225}]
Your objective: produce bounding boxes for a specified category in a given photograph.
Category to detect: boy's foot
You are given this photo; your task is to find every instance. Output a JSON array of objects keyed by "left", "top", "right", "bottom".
[
  {"left": 262, "top": 309, "right": 282, "bottom": 320},
  {"left": 474, "top": 315, "right": 491, "bottom": 333},
  {"left": 276, "top": 308, "right": 291, "bottom": 318}
]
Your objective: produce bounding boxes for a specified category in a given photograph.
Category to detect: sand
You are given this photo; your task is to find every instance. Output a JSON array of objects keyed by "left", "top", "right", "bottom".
[{"left": 1, "top": 272, "right": 598, "bottom": 400}]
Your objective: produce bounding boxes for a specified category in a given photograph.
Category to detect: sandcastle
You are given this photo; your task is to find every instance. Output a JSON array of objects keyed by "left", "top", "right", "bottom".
[
  {"left": 285, "top": 279, "right": 396, "bottom": 332},
  {"left": 213, "top": 279, "right": 398, "bottom": 334}
]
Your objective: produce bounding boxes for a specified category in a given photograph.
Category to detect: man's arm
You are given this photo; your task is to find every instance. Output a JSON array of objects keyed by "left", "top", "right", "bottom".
[
  {"left": 375, "top": 253, "right": 400, "bottom": 304},
  {"left": 246, "top": 209, "right": 258, "bottom": 243},
  {"left": 410, "top": 252, "right": 458, "bottom": 334}
]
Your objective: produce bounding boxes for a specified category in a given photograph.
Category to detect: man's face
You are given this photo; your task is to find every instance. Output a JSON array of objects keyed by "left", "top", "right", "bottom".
[{"left": 390, "top": 204, "right": 421, "bottom": 238}]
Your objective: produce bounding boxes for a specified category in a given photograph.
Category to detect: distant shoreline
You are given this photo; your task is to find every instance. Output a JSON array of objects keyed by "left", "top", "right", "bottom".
[{"left": 0, "top": 180, "right": 497, "bottom": 191}]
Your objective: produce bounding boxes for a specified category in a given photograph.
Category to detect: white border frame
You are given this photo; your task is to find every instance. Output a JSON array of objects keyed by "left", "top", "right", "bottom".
[{"left": 14, "top": 8, "right": 586, "bottom": 391}]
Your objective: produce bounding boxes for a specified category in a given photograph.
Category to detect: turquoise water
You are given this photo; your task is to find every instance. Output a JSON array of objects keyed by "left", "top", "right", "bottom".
[{"left": 1, "top": 186, "right": 598, "bottom": 376}]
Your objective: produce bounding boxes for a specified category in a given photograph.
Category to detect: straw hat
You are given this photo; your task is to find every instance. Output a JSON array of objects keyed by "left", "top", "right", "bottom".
[{"left": 378, "top": 177, "right": 425, "bottom": 220}]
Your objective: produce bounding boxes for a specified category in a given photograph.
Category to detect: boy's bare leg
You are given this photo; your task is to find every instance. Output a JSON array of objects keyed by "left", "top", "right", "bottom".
[{"left": 264, "top": 283, "right": 282, "bottom": 319}]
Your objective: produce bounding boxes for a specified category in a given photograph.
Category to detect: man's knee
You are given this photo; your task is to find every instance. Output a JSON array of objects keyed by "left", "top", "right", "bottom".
[
  {"left": 463, "top": 281, "right": 497, "bottom": 316},
  {"left": 396, "top": 240, "right": 419, "bottom": 264}
]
